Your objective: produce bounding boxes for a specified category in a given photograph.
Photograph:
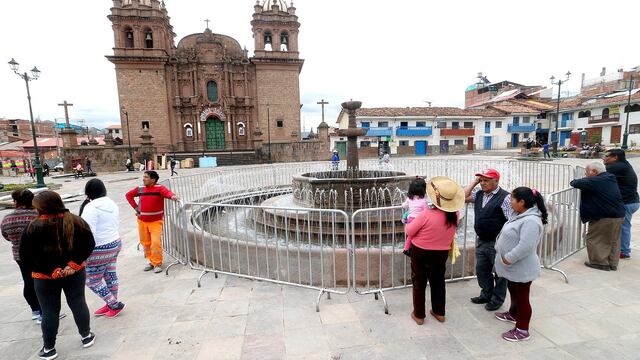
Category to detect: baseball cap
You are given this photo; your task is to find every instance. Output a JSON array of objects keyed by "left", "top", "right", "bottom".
[{"left": 474, "top": 168, "right": 500, "bottom": 180}]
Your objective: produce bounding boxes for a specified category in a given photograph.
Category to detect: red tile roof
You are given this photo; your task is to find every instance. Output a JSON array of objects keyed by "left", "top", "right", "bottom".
[
  {"left": 20, "top": 137, "right": 105, "bottom": 148},
  {"left": 354, "top": 107, "right": 506, "bottom": 118}
]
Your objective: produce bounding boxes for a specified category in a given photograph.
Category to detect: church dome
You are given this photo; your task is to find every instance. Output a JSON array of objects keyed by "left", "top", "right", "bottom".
[{"left": 262, "top": 0, "right": 289, "bottom": 11}]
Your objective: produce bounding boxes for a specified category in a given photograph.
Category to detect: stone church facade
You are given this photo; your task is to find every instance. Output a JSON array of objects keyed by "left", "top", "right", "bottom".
[{"left": 106, "top": 0, "right": 303, "bottom": 153}]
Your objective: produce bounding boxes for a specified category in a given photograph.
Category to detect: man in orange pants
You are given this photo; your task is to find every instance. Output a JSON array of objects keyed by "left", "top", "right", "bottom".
[{"left": 125, "top": 171, "right": 179, "bottom": 273}]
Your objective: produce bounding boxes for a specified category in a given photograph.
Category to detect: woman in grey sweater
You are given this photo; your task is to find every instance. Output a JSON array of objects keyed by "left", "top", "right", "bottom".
[{"left": 494, "top": 187, "right": 547, "bottom": 342}]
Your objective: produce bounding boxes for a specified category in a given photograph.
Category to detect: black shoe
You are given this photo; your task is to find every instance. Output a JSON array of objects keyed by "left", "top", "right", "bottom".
[
  {"left": 584, "top": 261, "right": 610, "bottom": 271},
  {"left": 610, "top": 265, "right": 618, "bottom": 271},
  {"left": 81, "top": 332, "right": 95, "bottom": 348},
  {"left": 38, "top": 347, "right": 58, "bottom": 360},
  {"left": 470, "top": 296, "right": 490, "bottom": 304},
  {"left": 485, "top": 302, "right": 502, "bottom": 311}
]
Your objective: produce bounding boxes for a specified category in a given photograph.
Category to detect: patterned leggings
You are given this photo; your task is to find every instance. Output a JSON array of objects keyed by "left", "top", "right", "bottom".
[{"left": 85, "top": 239, "right": 122, "bottom": 307}]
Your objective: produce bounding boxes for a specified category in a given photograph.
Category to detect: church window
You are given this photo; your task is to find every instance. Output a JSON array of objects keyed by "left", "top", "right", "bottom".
[
  {"left": 280, "top": 31, "right": 289, "bottom": 51},
  {"left": 276, "top": 119, "right": 284, "bottom": 128},
  {"left": 124, "top": 28, "right": 134, "bottom": 48},
  {"left": 144, "top": 29, "right": 153, "bottom": 48},
  {"left": 123, "top": 0, "right": 132, "bottom": 5},
  {"left": 142, "top": 121, "right": 149, "bottom": 129},
  {"left": 184, "top": 124, "right": 193, "bottom": 138},
  {"left": 207, "top": 81, "right": 219, "bottom": 102},
  {"left": 237, "top": 122, "right": 246, "bottom": 136},
  {"left": 264, "top": 31, "right": 273, "bottom": 51}
]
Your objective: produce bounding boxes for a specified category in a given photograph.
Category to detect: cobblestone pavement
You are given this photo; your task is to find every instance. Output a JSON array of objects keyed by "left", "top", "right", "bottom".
[{"left": 1, "top": 156, "right": 639, "bottom": 359}]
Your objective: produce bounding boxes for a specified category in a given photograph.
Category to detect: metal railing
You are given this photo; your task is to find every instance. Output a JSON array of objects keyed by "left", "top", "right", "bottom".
[
  {"left": 182, "top": 201, "right": 351, "bottom": 311},
  {"left": 350, "top": 204, "right": 476, "bottom": 314},
  {"left": 539, "top": 187, "right": 584, "bottom": 283},
  {"left": 155, "top": 159, "right": 586, "bottom": 312}
]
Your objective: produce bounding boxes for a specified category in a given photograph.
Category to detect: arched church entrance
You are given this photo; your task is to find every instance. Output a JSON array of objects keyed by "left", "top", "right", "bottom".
[{"left": 205, "top": 116, "right": 225, "bottom": 150}]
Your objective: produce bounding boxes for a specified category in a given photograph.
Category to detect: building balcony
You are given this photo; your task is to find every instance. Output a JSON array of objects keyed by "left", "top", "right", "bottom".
[
  {"left": 396, "top": 126, "right": 433, "bottom": 136},
  {"left": 588, "top": 114, "right": 620, "bottom": 124},
  {"left": 559, "top": 120, "right": 574, "bottom": 129},
  {"left": 507, "top": 124, "right": 536, "bottom": 133},
  {"left": 439, "top": 127, "right": 475, "bottom": 136},
  {"left": 360, "top": 127, "right": 392, "bottom": 137}
]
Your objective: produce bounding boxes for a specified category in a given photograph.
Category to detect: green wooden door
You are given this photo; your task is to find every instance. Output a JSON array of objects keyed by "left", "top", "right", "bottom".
[
  {"left": 205, "top": 118, "right": 225, "bottom": 150},
  {"left": 336, "top": 141, "right": 347, "bottom": 159}
]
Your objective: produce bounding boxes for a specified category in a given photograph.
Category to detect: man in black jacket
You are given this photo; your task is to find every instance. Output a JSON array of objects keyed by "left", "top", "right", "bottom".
[
  {"left": 603, "top": 149, "right": 639, "bottom": 259},
  {"left": 464, "top": 168, "right": 513, "bottom": 311},
  {"left": 570, "top": 162, "right": 625, "bottom": 271}
]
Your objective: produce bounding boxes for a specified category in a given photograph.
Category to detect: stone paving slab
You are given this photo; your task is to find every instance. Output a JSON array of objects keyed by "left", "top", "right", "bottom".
[{"left": 0, "top": 158, "right": 639, "bottom": 359}]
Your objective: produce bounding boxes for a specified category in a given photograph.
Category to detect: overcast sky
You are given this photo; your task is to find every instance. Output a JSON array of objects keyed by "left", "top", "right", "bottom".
[{"left": 1, "top": 0, "right": 639, "bottom": 131}]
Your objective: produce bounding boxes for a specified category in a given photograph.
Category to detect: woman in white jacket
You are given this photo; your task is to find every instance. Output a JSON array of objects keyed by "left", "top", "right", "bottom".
[
  {"left": 79, "top": 179, "right": 125, "bottom": 318},
  {"left": 494, "top": 187, "right": 547, "bottom": 342}
]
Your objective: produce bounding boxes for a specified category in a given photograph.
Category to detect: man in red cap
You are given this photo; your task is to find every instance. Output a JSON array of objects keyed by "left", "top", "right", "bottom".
[{"left": 464, "top": 168, "right": 513, "bottom": 311}]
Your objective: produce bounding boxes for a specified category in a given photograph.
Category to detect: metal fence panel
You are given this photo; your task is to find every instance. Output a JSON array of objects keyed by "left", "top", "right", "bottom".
[
  {"left": 350, "top": 204, "right": 477, "bottom": 313},
  {"left": 538, "top": 187, "right": 584, "bottom": 282},
  {"left": 182, "top": 200, "right": 350, "bottom": 311}
]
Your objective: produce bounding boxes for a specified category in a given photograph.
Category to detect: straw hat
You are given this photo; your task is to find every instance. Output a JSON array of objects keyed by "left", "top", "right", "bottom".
[{"left": 426, "top": 176, "right": 465, "bottom": 212}]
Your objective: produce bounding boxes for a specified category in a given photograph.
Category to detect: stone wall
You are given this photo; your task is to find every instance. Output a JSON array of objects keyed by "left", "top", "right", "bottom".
[
  {"left": 61, "top": 145, "right": 155, "bottom": 173},
  {"left": 259, "top": 140, "right": 329, "bottom": 163}
]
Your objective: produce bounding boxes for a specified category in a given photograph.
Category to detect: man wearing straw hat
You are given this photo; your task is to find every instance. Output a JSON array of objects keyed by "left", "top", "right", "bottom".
[{"left": 464, "top": 168, "right": 513, "bottom": 311}]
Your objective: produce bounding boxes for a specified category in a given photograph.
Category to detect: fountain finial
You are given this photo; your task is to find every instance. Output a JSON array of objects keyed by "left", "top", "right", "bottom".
[{"left": 337, "top": 101, "right": 366, "bottom": 171}]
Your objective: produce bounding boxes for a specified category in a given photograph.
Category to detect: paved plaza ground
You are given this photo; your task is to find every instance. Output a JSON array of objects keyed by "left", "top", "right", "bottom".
[{"left": 1, "top": 154, "right": 640, "bottom": 359}]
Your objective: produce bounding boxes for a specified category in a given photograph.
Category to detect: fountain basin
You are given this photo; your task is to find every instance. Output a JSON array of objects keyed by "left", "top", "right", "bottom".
[{"left": 292, "top": 170, "right": 414, "bottom": 211}]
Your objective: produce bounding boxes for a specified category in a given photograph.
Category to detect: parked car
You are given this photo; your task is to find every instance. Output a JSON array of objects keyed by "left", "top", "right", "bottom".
[{"left": 54, "top": 162, "right": 64, "bottom": 172}]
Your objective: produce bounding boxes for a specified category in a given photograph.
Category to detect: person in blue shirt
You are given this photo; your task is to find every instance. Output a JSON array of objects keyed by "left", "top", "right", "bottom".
[
  {"left": 542, "top": 143, "right": 550, "bottom": 159},
  {"left": 331, "top": 150, "right": 339, "bottom": 171}
]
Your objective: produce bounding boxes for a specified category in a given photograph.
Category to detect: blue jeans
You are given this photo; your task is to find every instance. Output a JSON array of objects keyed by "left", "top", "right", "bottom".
[{"left": 621, "top": 203, "right": 640, "bottom": 256}]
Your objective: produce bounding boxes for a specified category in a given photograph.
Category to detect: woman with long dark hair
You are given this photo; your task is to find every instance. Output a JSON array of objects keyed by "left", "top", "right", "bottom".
[
  {"left": 79, "top": 179, "right": 125, "bottom": 317},
  {"left": 19, "top": 190, "right": 96, "bottom": 360},
  {"left": 1, "top": 189, "right": 40, "bottom": 320},
  {"left": 406, "top": 176, "right": 465, "bottom": 325},
  {"left": 494, "top": 187, "right": 547, "bottom": 342}
]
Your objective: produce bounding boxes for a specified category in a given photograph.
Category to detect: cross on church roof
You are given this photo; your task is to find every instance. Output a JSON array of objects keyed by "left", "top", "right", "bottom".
[{"left": 205, "top": 19, "right": 211, "bottom": 30}]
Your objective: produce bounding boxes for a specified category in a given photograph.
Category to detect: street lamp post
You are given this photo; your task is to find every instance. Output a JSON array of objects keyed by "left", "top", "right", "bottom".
[
  {"left": 550, "top": 71, "right": 571, "bottom": 157},
  {"left": 622, "top": 75, "right": 634, "bottom": 150},
  {"left": 120, "top": 106, "right": 133, "bottom": 164},
  {"left": 8, "top": 58, "right": 45, "bottom": 188},
  {"left": 266, "top": 103, "right": 272, "bottom": 164}
]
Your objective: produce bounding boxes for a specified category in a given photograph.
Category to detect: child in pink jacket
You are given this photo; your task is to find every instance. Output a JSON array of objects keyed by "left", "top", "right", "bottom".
[{"left": 402, "top": 178, "right": 428, "bottom": 254}]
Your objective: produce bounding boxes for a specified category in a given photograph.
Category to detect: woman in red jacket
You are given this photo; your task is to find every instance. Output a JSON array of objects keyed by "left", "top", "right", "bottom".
[{"left": 406, "top": 176, "right": 465, "bottom": 325}]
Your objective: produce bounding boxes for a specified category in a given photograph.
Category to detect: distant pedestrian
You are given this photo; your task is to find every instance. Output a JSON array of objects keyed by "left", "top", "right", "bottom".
[
  {"left": 331, "top": 150, "right": 339, "bottom": 171},
  {"left": 169, "top": 157, "right": 178, "bottom": 176},
  {"left": 42, "top": 163, "right": 50, "bottom": 177},
  {"left": 570, "top": 162, "right": 625, "bottom": 271},
  {"left": 125, "top": 158, "right": 132, "bottom": 172},
  {"left": 79, "top": 179, "right": 125, "bottom": 318},
  {"left": 494, "top": 187, "right": 547, "bottom": 342},
  {"left": 75, "top": 163, "right": 84, "bottom": 179},
  {"left": 85, "top": 157, "right": 93, "bottom": 175},
  {"left": 19, "top": 191, "right": 96, "bottom": 359},
  {"left": 1, "top": 190, "right": 41, "bottom": 322},
  {"left": 542, "top": 143, "right": 550, "bottom": 159},
  {"left": 603, "top": 149, "right": 639, "bottom": 259},
  {"left": 125, "top": 171, "right": 179, "bottom": 273}
]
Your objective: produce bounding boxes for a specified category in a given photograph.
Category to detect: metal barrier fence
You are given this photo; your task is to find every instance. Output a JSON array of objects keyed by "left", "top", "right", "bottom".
[
  {"left": 166, "top": 159, "right": 577, "bottom": 203},
  {"left": 539, "top": 187, "right": 584, "bottom": 283},
  {"left": 350, "top": 204, "right": 476, "bottom": 314},
  {"left": 182, "top": 200, "right": 351, "bottom": 311},
  {"left": 156, "top": 159, "right": 586, "bottom": 312}
]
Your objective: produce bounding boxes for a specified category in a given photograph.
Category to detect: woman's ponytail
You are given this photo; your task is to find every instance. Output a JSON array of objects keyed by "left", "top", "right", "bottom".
[{"left": 533, "top": 192, "right": 548, "bottom": 225}]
